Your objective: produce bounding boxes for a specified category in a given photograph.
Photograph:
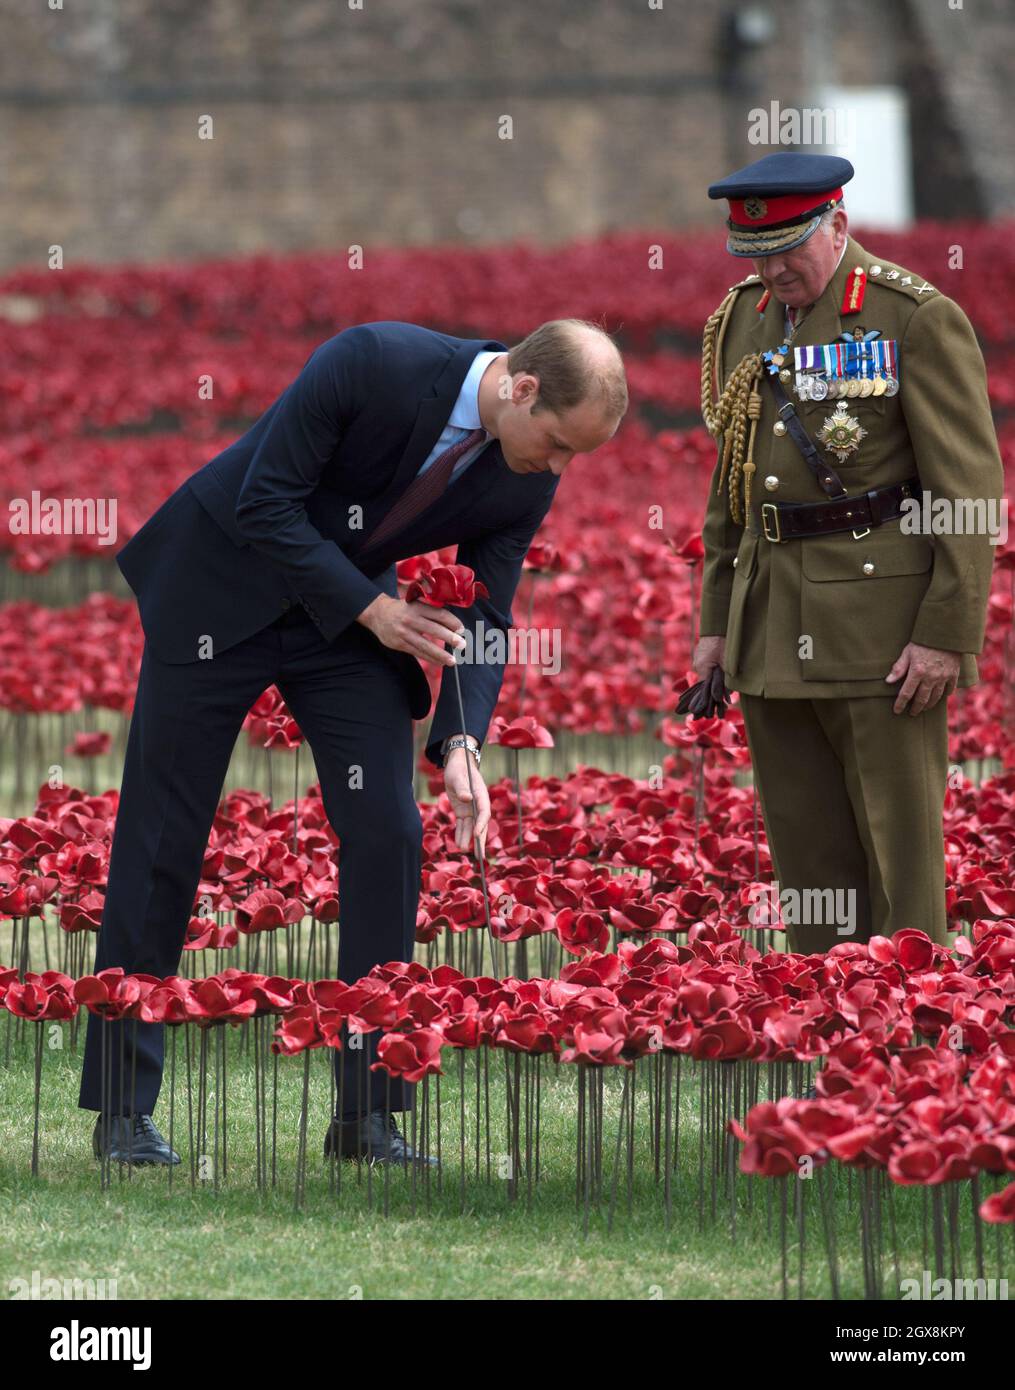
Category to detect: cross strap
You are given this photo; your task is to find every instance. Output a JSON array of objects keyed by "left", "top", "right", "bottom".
[{"left": 764, "top": 370, "right": 848, "bottom": 500}]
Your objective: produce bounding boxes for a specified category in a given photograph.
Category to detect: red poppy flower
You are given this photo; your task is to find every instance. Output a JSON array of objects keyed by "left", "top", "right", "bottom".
[
  {"left": 979, "top": 1181, "right": 1015, "bottom": 1224},
  {"left": 68, "top": 731, "right": 112, "bottom": 758},
  {"left": 487, "top": 715, "right": 554, "bottom": 749},
  {"left": 404, "top": 564, "right": 489, "bottom": 608},
  {"left": 371, "top": 1028, "right": 444, "bottom": 1081}
]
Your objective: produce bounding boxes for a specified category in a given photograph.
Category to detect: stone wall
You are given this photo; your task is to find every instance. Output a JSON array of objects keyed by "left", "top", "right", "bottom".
[{"left": 0, "top": 0, "right": 1009, "bottom": 270}]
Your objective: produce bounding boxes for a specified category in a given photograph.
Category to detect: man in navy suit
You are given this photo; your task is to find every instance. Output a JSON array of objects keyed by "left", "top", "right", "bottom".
[{"left": 80, "top": 318, "right": 627, "bottom": 1165}]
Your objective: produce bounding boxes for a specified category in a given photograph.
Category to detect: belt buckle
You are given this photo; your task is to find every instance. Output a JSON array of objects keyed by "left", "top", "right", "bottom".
[{"left": 761, "top": 502, "right": 783, "bottom": 543}]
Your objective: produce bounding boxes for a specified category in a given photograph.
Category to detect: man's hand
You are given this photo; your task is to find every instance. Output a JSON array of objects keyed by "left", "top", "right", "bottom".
[
  {"left": 357, "top": 593, "right": 465, "bottom": 666},
  {"left": 886, "top": 642, "right": 961, "bottom": 715},
  {"left": 444, "top": 748, "right": 490, "bottom": 858},
  {"left": 692, "top": 635, "right": 727, "bottom": 680}
]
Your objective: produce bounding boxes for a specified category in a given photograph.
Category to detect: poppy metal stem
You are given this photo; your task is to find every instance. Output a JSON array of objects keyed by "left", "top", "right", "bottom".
[{"left": 450, "top": 659, "right": 500, "bottom": 977}]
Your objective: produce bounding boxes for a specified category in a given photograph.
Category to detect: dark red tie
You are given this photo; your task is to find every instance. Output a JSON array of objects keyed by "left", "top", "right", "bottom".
[{"left": 359, "top": 427, "right": 486, "bottom": 553}]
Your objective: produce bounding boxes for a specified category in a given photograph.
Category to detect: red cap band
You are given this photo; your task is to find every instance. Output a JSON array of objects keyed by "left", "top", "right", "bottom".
[{"left": 728, "top": 188, "right": 843, "bottom": 229}]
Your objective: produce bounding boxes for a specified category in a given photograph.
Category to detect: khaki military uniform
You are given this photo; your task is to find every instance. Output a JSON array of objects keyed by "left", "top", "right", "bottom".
[{"left": 699, "top": 236, "right": 1003, "bottom": 952}]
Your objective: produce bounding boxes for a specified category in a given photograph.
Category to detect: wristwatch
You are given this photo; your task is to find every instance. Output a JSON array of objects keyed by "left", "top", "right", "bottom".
[{"left": 442, "top": 735, "right": 481, "bottom": 767}]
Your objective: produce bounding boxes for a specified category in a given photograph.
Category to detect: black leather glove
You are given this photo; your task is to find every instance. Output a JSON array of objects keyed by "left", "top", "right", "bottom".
[{"left": 675, "top": 664, "right": 730, "bottom": 720}]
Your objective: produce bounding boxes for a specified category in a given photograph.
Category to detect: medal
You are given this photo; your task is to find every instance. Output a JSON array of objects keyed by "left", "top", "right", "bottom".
[
  {"left": 763, "top": 342, "right": 792, "bottom": 376},
  {"left": 792, "top": 345, "right": 827, "bottom": 402},
  {"left": 817, "top": 403, "right": 868, "bottom": 462},
  {"left": 857, "top": 344, "right": 874, "bottom": 396},
  {"left": 794, "top": 336, "right": 899, "bottom": 405}
]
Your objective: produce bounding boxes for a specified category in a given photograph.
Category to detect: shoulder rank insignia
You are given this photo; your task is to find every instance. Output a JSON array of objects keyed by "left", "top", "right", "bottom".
[{"left": 866, "top": 263, "right": 937, "bottom": 299}]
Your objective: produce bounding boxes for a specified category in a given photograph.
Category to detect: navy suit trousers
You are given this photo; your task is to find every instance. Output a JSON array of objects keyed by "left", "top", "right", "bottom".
[{"left": 78, "top": 603, "right": 422, "bottom": 1120}]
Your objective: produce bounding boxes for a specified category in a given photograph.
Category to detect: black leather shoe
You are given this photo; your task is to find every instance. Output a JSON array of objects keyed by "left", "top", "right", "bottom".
[
  {"left": 92, "top": 1114, "right": 181, "bottom": 1166},
  {"left": 323, "top": 1110, "right": 437, "bottom": 1166}
]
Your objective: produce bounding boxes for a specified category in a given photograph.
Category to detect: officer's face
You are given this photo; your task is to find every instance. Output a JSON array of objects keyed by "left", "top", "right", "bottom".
[{"left": 751, "top": 208, "right": 849, "bottom": 308}]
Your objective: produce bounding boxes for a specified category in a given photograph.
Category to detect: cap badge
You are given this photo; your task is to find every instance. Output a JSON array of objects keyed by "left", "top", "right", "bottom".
[{"left": 743, "top": 197, "right": 768, "bottom": 220}]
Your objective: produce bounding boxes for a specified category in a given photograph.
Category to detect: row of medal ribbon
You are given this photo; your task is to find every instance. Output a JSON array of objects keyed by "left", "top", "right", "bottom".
[{"left": 793, "top": 339, "right": 899, "bottom": 400}]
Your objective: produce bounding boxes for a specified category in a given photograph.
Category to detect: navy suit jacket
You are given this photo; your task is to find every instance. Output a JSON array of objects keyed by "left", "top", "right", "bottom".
[{"left": 115, "top": 321, "right": 560, "bottom": 767}]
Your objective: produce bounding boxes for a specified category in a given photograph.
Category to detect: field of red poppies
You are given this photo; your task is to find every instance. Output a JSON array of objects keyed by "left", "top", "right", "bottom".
[{"left": 1, "top": 227, "right": 1013, "bottom": 1298}]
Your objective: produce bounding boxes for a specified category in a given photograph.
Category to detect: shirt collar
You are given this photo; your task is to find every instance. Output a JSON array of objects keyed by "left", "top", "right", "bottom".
[{"left": 448, "top": 349, "right": 500, "bottom": 432}]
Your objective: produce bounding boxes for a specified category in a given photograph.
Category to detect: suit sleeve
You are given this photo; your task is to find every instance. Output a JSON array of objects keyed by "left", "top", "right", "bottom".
[
  {"left": 424, "top": 477, "right": 560, "bottom": 768},
  {"left": 900, "top": 294, "right": 1004, "bottom": 654},
  {"left": 234, "top": 324, "right": 385, "bottom": 641}
]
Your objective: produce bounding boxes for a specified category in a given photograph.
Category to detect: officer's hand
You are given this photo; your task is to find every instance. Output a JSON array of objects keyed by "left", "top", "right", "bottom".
[
  {"left": 692, "top": 635, "right": 727, "bottom": 679},
  {"left": 357, "top": 593, "right": 465, "bottom": 666},
  {"left": 886, "top": 642, "right": 961, "bottom": 715},
  {"left": 444, "top": 750, "right": 490, "bottom": 858}
]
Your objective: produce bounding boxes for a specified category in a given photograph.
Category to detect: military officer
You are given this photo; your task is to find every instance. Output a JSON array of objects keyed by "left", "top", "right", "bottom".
[{"left": 693, "top": 152, "right": 1003, "bottom": 954}]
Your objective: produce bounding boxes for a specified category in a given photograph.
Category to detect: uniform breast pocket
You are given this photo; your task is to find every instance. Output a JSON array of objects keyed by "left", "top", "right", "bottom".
[
  {"left": 797, "top": 393, "right": 886, "bottom": 457},
  {"left": 799, "top": 527, "right": 933, "bottom": 681}
]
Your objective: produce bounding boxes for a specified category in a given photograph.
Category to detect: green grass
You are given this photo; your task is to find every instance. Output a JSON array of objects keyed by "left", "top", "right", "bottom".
[{"left": 1, "top": 1024, "right": 1008, "bottom": 1300}]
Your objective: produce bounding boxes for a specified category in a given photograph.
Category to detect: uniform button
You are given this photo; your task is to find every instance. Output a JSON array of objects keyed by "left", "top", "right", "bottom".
[
  {"left": 732, "top": 556, "right": 738, "bottom": 568},
  {"left": 870, "top": 265, "right": 882, "bottom": 276},
  {"left": 773, "top": 421, "right": 787, "bottom": 436},
  {"left": 764, "top": 475, "right": 780, "bottom": 492},
  {"left": 862, "top": 561, "right": 875, "bottom": 576},
  {"left": 280, "top": 598, "right": 291, "bottom": 610}
]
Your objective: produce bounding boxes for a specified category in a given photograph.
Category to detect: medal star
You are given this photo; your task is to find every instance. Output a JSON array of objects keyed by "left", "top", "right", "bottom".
[{"left": 817, "top": 405, "right": 867, "bottom": 463}]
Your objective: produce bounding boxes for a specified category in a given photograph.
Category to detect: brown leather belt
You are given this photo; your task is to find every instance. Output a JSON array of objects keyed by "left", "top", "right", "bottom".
[{"left": 749, "top": 477, "right": 919, "bottom": 543}]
